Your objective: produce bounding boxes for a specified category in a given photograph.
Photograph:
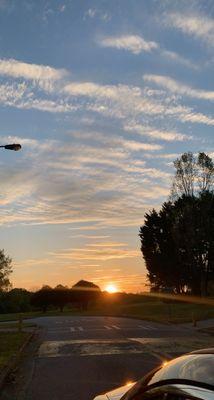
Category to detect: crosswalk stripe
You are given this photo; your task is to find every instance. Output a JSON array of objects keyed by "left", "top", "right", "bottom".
[
  {"left": 78, "top": 326, "right": 83, "bottom": 331},
  {"left": 111, "top": 325, "right": 120, "bottom": 330},
  {"left": 138, "top": 325, "right": 150, "bottom": 330},
  {"left": 139, "top": 324, "right": 156, "bottom": 330},
  {"left": 104, "top": 326, "right": 112, "bottom": 330}
]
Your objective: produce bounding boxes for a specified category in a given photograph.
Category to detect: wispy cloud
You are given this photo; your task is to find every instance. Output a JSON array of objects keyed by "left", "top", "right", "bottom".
[
  {"left": 98, "top": 35, "right": 158, "bottom": 54},
  {"left": 122, "top": 139, "right": 162, "bottom": 151},
  {"left": 0, "top": 57, "right": 212, "bottom": 129},
  {"left": 98, "top": 34, "right": 195, "bottom": 69},
  {"left": 0, "top": 133, "right": 172, "bottom": 228},
  {"left": 84, "top": 8, "right": 111, "bottom": 22},
  {"left": 161, "top": 49, "right": 197, "bottom": 69},
  {"left": 124, "top": 123, "right": 190, "bottom": 141},
  {"left": 0, "top": 58, "right": 67, "bottom": 91},
  {"left": 144, "top": 74, "right": 214, "bottom": 101},
  {"left": 165, "top": 13, "right": 214, "bottom": 45},
  {"left": 50, "top": 243, "right": 139, "bottom": 261},
  {"left": 69, "top": 234, "right": 110, "bottom": 239}
]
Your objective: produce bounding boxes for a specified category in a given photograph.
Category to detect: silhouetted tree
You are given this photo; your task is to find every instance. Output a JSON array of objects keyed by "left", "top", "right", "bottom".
[
  {"left": 71, "top": 280, "right": 101, "bottom": 310},
  {"left": 140, "top": 201, "right": 183, "bottom": 293},
  {"left": 0, "top": 249, "right": 12, "bottom": 291},
  {"left": 54, "top": 284, "right": 68, "bottom": 290},
  {"left": 140, "top": 193, "right": 214, "bottom": 296},
  {"left": 52, "top": 289, "right": 70, "bottom": 312},
  {"left": 172, "top": 152, "right": 214, "bottom": 198},
  {"left": 31, "top": 287, "right": 53, "bottom": 312},
  {"left": 7, "top": 288, "right": 31, "bottom": 312},
  {"left": 140, "top": 152, "right": 214, "bottom": 296}
]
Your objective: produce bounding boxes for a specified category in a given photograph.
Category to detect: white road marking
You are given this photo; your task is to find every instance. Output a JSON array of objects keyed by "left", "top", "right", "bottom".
[
  {"left": 70, "top": 327, "right": 75, "bottom": 332},
  {"left": 138, "top": 325, "right": 150, "bottom": 330},
  {"left": 78, "top": 326, "right": 83, "bottom": 331},
  {"left": 138, "top": 324, "right": 156, "bottom": 330},
  {"left": 104, "top": 326, "right": 112, "bottom": 330},
  {"left": 111, "top": 325, "right": 121, "bottom": 330},
  {"left": 48, "top": 328, "right": 70, "bottom": 333}
]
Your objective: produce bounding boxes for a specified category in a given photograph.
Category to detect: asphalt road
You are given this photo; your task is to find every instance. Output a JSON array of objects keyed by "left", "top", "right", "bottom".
[{"left": 3, "top": 316, "right": 195, "bottom": 400}]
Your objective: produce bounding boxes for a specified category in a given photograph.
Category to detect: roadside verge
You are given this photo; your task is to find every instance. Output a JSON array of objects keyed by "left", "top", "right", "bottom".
[{"left": 0, "top": 330, "right": 35, "bottom": 390}]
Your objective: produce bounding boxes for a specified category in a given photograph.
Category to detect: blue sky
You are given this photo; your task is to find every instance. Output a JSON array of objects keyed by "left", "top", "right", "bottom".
[{"left": 0, "top": 0, "right": 213, "bottom": 292}]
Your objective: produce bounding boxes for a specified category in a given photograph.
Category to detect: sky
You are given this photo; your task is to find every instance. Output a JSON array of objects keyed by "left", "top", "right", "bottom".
[{"left": 0, "top": 0, "right": 213, "bottom": 292}]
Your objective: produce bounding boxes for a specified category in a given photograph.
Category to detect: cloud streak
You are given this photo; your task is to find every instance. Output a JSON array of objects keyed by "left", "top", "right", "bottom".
[
  {"left": 144, "top": 74, "right": 214, "bottom": 101},
  {"left": 124, "top": 123, "right": 190, "bottom": 141},
  {"left": 98, "top": 35, "right": 158, "bottom": 54},
  {"left": 98, "top": 35, "right": 196, "bottom": 69},
  {"left": 165, "top": 12, "right": 214, "bottom": 45},
  {"left": 50, "top": 242, "right": 139, "bottom": 261},
  {"left": 0, "top": 58, "right": 67, "bottom": 82}
]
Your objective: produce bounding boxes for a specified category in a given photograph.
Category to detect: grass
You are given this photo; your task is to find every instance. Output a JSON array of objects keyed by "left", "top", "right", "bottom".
[
  {"left": 0, "top": 322, "right": 36, "bottom": 330},
  {"left": 81, "top": 300, "right": 214, "bottom": 324},
  {"left": 0, "top": 311, "right": 41, "bottom": 322},
  {"left": 0, "top": 299, "right": 214, "bottom": 325},
  {"left": 0, "top": 332, "right": 30, "bottom": 371},
  {"left": 113, "top": 302, "right": 214, "bottom": 323}
]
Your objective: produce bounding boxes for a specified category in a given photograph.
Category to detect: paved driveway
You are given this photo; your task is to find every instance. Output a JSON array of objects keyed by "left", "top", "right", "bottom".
[{"left": 2, "top": 316, "right": 209, "bottom": 400}]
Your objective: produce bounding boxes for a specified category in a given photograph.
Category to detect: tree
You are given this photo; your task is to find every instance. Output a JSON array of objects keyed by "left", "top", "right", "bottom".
[
  {"left": 71, "top": 280, "right": 101, "bottom": 310},
  {"left": 31, "top": 287, "right": 53, "bottom": 312},
  {"left": 0, "top": 288, "right": 31, "bottom": 313},
  {"left": 172, "top": 192, "right": 214, "bottom": 296},
  {"left": 0, "top": 249, "right": 12, "bottom": 291},
  {"left": 52, "top": 289, "right": 69, "bottom": 312},
  {"left": 140, "top": 191, "right": 214, "bottom": 296},
  {"left": 140, "top": 202, "right": 184, "bottom": 293},
  {"left": 172, "top": 152, "right": 214, "bottom": 198}
]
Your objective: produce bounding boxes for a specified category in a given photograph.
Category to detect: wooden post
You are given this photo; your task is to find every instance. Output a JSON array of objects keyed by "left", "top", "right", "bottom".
[{"left": 192, "top": 312, "right": 197, "bottom": 327}]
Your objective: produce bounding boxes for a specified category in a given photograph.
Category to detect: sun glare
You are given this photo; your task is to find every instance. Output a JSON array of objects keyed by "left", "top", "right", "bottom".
[{"left": 105, "top": 284, "right": 118, "bottom": 293}]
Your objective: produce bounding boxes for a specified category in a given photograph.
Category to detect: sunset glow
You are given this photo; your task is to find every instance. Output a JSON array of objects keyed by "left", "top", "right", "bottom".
[
  {"left": 0, "top": 1, "right": 211, "bottom": 294},
  {"left": 105, "top": 284, "right": 118, "bottom": 294}
]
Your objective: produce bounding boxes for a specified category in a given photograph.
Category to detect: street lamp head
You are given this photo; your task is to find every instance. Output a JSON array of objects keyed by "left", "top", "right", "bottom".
[{"left": 3, "top": 144, "right": 22, "bottom": 151}]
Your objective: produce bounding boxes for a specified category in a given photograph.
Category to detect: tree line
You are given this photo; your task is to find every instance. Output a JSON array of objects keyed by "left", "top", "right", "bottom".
[
  {"left": 140, "top": 152, "right": 214, "bottom": 296},
  {"left": 0, "top": 282, "right": 156, "bottom": 314},
  {"left": 0, "top": 280, "right": 101, "bottom": 314}
]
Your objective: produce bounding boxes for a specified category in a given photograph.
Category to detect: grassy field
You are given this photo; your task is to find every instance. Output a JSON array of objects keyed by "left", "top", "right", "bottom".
[
  {"left": 0, "top": 332, "right": 30, "bottom": 371},
  {"left": 0, "top": 299, "right": 213, "bottom": 324},
  {"left": 110, "top": 301, "right": 214, "bottom": 323}
]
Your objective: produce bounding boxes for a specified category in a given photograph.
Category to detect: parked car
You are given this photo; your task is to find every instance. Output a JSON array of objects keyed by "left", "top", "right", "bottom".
[{"left": 94, "top": 348, "right": 214, "bottom": 400}]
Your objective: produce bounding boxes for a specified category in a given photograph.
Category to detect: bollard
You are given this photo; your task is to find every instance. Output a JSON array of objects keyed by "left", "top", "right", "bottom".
[{"left": 192, "top": 313, "right": 197, "bottom": 327}]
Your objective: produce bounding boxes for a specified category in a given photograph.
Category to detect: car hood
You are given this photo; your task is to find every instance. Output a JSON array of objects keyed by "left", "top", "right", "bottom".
[{"left": 94, "top": 383, "right": 135, "bottom": 400}]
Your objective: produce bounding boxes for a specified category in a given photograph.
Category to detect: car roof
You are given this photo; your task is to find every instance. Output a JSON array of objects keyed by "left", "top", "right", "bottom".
[
  {"left": 147, "top": 353, "right": 214, "bottom": 387},
  {"left": 190, "top": 348, "right": 214, "bottom": 355}
]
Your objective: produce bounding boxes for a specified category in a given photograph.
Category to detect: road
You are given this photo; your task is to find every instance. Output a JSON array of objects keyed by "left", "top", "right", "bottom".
[{"left": 2, "top": 316, "right": 199, "bottom": 400}]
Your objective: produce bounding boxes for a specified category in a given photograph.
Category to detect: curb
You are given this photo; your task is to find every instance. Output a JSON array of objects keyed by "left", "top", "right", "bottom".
[{"left": 0, "top": 330, "right": 35, "bottom": 391}]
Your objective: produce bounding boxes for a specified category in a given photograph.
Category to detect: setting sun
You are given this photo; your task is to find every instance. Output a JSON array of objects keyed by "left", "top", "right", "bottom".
[{"left": 105, "top": 284, "right": 118, "bottom": 293}]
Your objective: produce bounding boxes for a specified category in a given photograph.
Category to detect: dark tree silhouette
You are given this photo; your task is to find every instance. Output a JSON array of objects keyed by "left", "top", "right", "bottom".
[
  {"left": 71, "top": 280, "right": 101, "bottom": 310},
  {"left": 140, "top": 201, "right": 184, "bottom": 293},
  {"left": 52, "top": 289, "right": 70, "bottom": 312},
  {"left": 140, "top": 193, "right": 214, "bottom": 296},
  {"left": 140, "top": 152, "right": 214, "bottom": 296},
  {"left": 0, "top": 249, "right": 12, "bottom": 291},
  {"left": 31, "top": 287, "right": 53, "bottom": 312},
  {"left": 30, "top": 280, "right": 101, "bottom": 312},
  {"left": 172, "top": 152, "right": 214, "bottom": 198}
]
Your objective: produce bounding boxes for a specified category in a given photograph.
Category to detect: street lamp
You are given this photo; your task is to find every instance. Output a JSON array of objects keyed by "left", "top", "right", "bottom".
[{"left": 0, "top": 144, "right": 22, "bottom": 151}]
